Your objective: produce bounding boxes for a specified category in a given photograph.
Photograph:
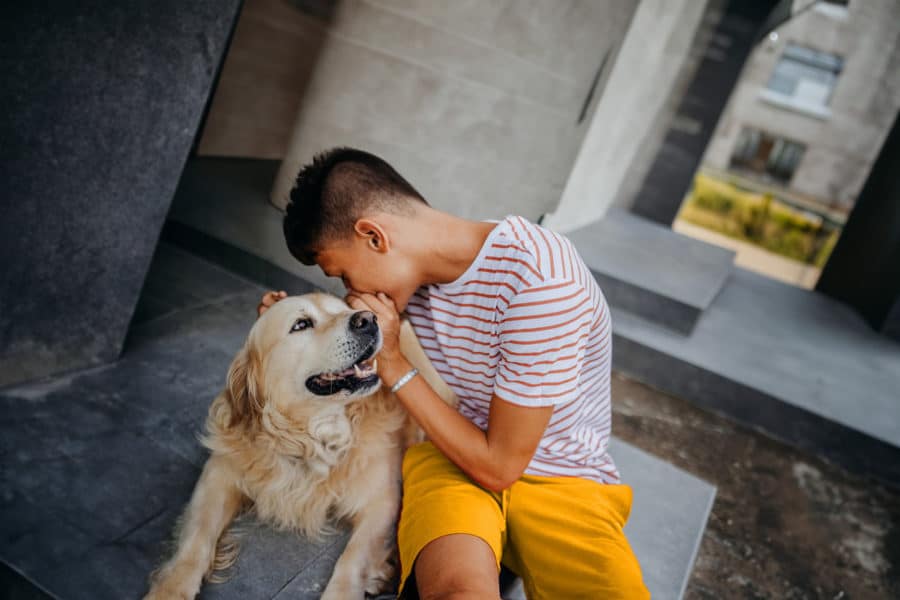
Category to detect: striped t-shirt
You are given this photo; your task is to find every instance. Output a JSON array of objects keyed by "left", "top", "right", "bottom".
[{"left": 405, "top": 214, "right": 620, "bottom": 484}]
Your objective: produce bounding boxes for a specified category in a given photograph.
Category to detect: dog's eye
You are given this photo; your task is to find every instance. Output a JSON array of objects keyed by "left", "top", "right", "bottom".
[{"left": 290, "top": 317, "right": 313, "bottom": 333}]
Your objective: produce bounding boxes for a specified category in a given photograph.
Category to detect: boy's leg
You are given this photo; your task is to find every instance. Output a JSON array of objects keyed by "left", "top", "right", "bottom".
[
  {"left": 396, "top": 441, "right": 506, "bottom": 600},
  {"left": 501, "top": 475, "right": 650, "bottom": 600}
]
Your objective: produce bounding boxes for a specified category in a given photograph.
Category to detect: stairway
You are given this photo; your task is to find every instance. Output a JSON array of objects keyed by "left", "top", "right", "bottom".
[
  {"left": 568, "top": 210, "right": 900, "bottom": 489},
  {"left": 567, "top": 208, "right": 736, "bottom": 335}
]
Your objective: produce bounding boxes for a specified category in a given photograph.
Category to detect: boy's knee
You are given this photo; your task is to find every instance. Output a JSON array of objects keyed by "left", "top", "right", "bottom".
[{"left": 414, "top": 534, "right": 500, "bottom": 600}]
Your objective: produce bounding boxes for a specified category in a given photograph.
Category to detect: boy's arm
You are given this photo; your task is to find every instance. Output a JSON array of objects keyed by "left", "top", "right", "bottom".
[
  {"left": 347, "top": 284, "right": 592, "bottom": 492},
  {"left": 382, "top": 352, "right": 553, "bottom": 492}
]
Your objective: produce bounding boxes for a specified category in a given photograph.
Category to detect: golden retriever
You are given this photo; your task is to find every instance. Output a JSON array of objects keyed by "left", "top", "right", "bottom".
[{"left": 143, "top": 291, "right": 457, "bottom": 599}]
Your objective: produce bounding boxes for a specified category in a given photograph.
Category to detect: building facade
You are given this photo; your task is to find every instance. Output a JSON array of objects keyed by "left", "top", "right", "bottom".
[{"left": 702, "top": 0, "right": 900, "bottom": 214}]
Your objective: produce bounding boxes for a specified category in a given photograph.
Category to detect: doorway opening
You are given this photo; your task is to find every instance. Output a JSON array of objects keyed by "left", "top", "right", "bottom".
[{"left": 672, "top": 0, "right": 898, "bottom": 289}]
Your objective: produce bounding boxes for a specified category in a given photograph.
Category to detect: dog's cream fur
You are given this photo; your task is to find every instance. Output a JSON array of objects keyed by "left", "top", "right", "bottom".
[{"left": 143, "top": 292, "right": 456, "bottom": 599}]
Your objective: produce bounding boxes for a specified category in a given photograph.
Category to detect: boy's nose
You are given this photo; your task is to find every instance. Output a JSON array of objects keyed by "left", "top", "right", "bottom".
[{"left": 349, "top": 310, "right": 378, "bottom": 335}]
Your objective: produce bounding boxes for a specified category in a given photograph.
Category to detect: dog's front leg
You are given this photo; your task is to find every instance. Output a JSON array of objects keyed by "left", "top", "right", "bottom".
[
  {"left": 321, "top": 471, "right": 401, "bottom": 599},
  {"left": 144, "top": 455, "right": 244, "bottom": 600}
]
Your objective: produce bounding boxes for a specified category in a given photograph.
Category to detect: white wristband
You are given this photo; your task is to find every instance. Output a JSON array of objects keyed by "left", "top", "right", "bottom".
[{"left": 390, "top": 367, "right": 419, "bottom": 393}]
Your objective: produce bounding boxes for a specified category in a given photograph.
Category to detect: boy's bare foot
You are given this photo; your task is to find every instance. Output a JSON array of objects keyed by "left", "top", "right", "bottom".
[{"left": 257, "top": 290, "right": 287, "bottom": 317}]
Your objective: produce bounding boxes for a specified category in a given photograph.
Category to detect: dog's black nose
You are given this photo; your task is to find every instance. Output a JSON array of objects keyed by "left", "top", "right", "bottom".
[{"left": 349, "top": 310, "right": 378, "bottom": 335}]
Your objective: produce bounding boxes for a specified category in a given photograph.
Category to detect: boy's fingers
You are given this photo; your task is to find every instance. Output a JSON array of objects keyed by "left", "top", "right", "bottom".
[
  {"left": 376, "top": 291, "right": 396, "bottom": 309},
  {"left": 348, "top": 294, "right": 379, "bottom": 315},
  {"left": 258, "top": 291, "right": 285, "bottom": 314},
  {"left": 370, "top": 292, "right": 394, "bottom": 314}
]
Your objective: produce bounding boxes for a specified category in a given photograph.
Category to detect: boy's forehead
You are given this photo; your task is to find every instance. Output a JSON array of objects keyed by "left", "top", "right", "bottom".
[{"left": 315, "top": 248, "right": 345, "bottom": 275}]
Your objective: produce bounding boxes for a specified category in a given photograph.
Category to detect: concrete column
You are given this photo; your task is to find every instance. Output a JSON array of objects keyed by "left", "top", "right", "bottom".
[{"left": 541, "top": 0, "right": 710, "bottom": 233}]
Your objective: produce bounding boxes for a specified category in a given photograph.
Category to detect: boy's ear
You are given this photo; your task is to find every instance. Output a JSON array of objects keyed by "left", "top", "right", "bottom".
[{"left": 353, "top": 217, "right": 391, "bottom": 253}]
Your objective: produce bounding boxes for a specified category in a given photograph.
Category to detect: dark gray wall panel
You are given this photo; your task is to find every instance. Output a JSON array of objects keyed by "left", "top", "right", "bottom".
[
  {"left": 630, "top": 0, "right": 779, "bottom": 225},
  {"left": 0, "top": 1, "right": 242, "bottom": 387}
]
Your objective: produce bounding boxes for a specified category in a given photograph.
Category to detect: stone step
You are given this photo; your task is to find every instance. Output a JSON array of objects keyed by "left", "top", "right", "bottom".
[
  {"left": 609, "top": 267, "right": 900, "bottom": 489},
  {"left": 0, "top": 240, "right": 715, "bottom": 600},
  {"left": 565, "top": 208, "right": 736, "bottom": 335}
]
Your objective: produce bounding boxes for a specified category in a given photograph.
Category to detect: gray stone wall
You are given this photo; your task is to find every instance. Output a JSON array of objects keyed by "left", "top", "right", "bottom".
[{"left": 0, "top": 1, "right": 241, "bottom": 387}]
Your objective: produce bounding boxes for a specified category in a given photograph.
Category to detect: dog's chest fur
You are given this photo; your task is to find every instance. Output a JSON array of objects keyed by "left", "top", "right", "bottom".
[{"left": 205, "top": 393, "right": 408, "bottom": 538}]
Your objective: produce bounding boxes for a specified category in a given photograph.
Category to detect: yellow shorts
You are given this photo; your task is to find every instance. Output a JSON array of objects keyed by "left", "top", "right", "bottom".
[{"left": 397, "top": 441, "right": 651, "bottom": 600}]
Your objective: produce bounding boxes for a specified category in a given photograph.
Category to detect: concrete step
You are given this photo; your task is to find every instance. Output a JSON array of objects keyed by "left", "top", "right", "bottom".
[
  {"left": 609, "top": 267, "right": 900, "bottom": 489},
  {"left": 0, "top": 240, "right": 715, "bottom": 600},
  {"left": 566, "top": 208, "right": 736, "bottom": 335}
]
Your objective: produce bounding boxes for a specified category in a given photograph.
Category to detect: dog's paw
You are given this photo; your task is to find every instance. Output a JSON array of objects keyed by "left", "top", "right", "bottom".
[{"left": 364, "top": 559, "right": 397, "bottom": 596}]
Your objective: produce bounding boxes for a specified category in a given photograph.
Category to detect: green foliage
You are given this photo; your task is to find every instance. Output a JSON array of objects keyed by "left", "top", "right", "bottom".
[{"left": 679, "top": 173, "right": 838, "bottom": 266}]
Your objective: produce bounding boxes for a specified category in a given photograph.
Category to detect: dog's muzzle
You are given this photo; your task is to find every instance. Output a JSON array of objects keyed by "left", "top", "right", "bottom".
[{"left": 305, "top": 311, "right": 381, "bottom": 396}]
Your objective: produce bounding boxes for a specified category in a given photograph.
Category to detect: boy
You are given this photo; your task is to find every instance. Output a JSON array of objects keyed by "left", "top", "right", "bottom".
[{"left": 259, "top": 147, "right": 649, "bottom": 599}]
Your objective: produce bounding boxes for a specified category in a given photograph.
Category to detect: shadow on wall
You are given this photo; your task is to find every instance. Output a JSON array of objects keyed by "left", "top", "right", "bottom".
[{"left": 194, "top": 0, "right": 340, "bottom": 160}]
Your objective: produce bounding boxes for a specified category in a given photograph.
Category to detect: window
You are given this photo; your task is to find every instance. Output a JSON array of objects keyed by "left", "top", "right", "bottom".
[
  {"left": 730, "top": 127, "right": 806, "bottom": 183},
  {"left": 815, "top": 0, "right": 849, "bottom": 19},
  {"left": 761, "top": 44, "right": 843, "bottom": 117}
]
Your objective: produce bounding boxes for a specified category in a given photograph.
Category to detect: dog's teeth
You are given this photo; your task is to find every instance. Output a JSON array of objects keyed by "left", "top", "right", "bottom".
[
  {"left": 353, "top": 363, "right": 362, "bottom": 377},
  {"left": 372, "top": 358, "right": 377, "bottom": 372}
]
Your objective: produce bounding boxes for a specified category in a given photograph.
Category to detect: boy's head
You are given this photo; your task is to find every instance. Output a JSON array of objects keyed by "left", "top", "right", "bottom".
[{"left": 283, "top": 146, "right": 430, "bottom": 309}]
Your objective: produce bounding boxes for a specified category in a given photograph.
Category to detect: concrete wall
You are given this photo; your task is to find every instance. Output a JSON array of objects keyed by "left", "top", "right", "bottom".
[
  {"left": 257, "top": 0, "right": 639, "bottom": 221},
  {"left": 702, "top": 0, "right": 900, "bottom": 211},
  {"left": 541, "top": 0, "right": 711, "bottom": 233},
  {"left": 0, "top": 1, "right": 241, "bottom": 388}
]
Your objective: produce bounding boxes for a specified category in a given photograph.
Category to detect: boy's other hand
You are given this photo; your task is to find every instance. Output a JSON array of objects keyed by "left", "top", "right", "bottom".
[{"left": 257, "top": 290, "right": 287, "bottom": 318}]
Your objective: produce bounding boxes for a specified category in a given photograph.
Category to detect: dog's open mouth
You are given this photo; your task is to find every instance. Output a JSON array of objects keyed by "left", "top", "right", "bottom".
[{"left": 305, "top": 343, "right": 380, "bottom": 396}]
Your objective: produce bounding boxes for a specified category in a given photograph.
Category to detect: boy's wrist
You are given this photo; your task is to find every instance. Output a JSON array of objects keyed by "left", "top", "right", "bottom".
[{"left": 380, "top": 354, "right": 413, "bottom": 389}]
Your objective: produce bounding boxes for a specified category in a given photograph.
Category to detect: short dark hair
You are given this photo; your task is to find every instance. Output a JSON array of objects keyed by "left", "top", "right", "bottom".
[{"left": 283, "top": 146, "right": 429, "bottom": 266}]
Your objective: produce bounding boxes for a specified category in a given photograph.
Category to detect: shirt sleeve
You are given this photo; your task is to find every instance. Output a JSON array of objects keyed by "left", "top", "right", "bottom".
[{"left": 493, "top": 277, "right": 597, "bottom": 407}]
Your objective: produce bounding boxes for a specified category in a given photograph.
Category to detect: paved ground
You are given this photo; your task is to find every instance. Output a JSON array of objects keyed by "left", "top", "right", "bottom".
[{"left": 610, "top": 372, "right": 900, "bottom": 600}]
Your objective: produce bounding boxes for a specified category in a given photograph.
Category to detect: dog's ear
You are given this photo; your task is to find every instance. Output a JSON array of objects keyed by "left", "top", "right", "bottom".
[{"left": 224, "top": 342, "right": 264, "bottom": 427}]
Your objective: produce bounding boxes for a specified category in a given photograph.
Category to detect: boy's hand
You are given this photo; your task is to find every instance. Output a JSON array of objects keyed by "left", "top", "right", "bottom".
[
  {"left": 257, "top": 290, "right": 287, "bottom": 318},
  {"left": 344, "top": 291, "right": 405, "bottom": 378}
]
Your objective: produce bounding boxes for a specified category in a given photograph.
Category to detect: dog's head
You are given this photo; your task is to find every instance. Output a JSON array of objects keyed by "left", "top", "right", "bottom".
[{"left": 224, "top": 292, "right": 384, "bottom": 427}]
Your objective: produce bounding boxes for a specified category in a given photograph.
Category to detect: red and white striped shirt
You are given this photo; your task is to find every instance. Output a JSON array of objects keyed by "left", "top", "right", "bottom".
[{"left": 405, "top": 214, "right": 620, "bottom": 484}]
